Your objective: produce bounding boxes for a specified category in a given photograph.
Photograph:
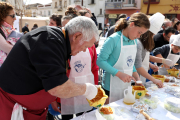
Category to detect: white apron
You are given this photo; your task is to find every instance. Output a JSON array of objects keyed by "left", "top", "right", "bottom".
[
  {"left": 140, "top": 51, "right": 150, "bottom": 85},
  {"left": 159, "top": 44, "right": 180, "bottom": 75},
  {"left": 109, "top": 31, "right": 137, "bottom": 103},
  {"left": 61, "top": 48, "right": 94, "bottom": 115}
]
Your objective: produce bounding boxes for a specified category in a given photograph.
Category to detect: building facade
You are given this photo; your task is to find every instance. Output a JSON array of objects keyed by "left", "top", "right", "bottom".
[
  {"left": 141, "top": 0, "right": 180, "bottom": 20},
  {"left": 51, "top": 0, "right": 70, "bottom": 15},
  {"left": 37, "top": 3, "right": 53, "bottom": 17},
  {"left": 25, "top": 3, "right": 43, "bottom": 17},
  {"left": 105, "top": 0, "right": 141, "bottom": 26},
  {"left": 71, "top": 0, "right": 105, "bottom": 30}
]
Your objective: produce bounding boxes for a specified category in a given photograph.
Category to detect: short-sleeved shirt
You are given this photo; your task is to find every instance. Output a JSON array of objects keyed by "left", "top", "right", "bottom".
[
  {"left": 153, "top": 44, "right": 180, "bottom": 66},
  {"left": 0, "top": 26, "right": 71, "bottom": 95},
  {"left": 153, "top": 33, "right": 169, "bottom": 50}
]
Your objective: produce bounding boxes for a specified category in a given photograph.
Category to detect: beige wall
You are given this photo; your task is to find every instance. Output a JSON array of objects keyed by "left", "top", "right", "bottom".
[{"left": 21, "top": 17, "right": 49, "bottom": 32}]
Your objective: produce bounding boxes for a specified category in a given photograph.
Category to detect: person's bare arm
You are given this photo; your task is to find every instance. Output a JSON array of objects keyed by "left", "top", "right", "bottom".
[
  {"left": 149, "top": 55, "right": 163, "bottom": 63},
  {"left": 136, "top": 67, "right": 163, "bottom": 88},
  {"left": 48, "top": 79, "right": 86, "bottom": 98},
  {"left": 132, "top": 72, "right": 140, "bottom": 81}
]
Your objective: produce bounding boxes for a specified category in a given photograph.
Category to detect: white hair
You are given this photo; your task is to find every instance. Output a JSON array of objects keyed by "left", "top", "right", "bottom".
[
  {"left": 25, "top": 22, "right": 28, "bottom": 26},
  {"left": 65, "top": 16, "right": 99, "bottom": 42}
]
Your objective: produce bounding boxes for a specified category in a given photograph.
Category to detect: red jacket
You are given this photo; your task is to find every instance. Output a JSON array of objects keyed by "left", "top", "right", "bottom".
[{"left": 56, "top": 45, "right": 99, "bottom": 103}]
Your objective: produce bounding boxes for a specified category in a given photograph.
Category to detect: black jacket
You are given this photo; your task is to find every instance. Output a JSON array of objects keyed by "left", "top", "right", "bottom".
[
  {"left": 153, "top": 33, "right": 169, "bottom": 50},
  {"left": 22, "top": 26, "right": 29, "bottom": 33},
  {"left": 0, "top": 26, "right": 71, "bottom": 95}
]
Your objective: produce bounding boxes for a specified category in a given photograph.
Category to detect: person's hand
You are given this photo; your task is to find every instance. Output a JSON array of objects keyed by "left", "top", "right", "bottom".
[
  {"left": 153, "top": 79, "right": 163, "bottom": 88},
  {"left": 164, "top": 64, "right": 170, "bottom": 69},
  {"left": 149, "top": 64, "right": 159, "bottom": 72},
  {"left": 83, "top": 83, "right": 98, "bottom": 100},
  {"left": 162, "top": 59, "right": 173, "bottom": 66},
  {"left": 51, "top": 101, "right": 61, "bottom": 113},
  {"left": 115, "top": 71, "right": 136, "bottom": 83}
]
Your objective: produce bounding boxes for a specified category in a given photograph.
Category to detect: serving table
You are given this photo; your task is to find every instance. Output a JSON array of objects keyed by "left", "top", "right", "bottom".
[{"left": 71, "top": 82, "right": 180, "bottom": 120}]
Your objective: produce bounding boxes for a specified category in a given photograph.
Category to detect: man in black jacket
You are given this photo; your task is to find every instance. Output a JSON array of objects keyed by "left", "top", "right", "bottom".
[
  {"left": 22, "top": 22, "right": 29, "bottom": 33},
  {"left": 153, "top": 27, "right": 176, "bottom": 50}
]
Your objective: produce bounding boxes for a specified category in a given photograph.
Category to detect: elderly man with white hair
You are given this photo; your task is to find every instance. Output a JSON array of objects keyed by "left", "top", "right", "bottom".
[
  {"left": 0, "top": 16, "right": 102, "bottom": 120},
  {"left": 22, "top": 22, "right": 29, "bottom": 33}
]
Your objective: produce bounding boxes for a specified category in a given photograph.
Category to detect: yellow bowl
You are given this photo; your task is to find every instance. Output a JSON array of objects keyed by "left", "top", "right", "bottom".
[
  {"left": 87, "top": 86, "right": 108, "bottom": 108},
  {"left": 132, "top": 86, "right": 147, "bottom": 99},
  {"left": 152, "top": 75, "right": 165, "bottom": 83},
  {"left": 167, "top": 69, "right": 179, "bottom": 78}
]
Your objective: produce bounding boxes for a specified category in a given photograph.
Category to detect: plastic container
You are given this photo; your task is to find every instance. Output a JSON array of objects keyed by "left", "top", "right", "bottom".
[
  {"left": 131, "top": 103, "right": 152, "bottom": 113},
  {"left": 164, "top": 97, "right": 180, "bottom": 113},
  {"left": 140, "top": 96, "right": 160, "bottom": 109}
]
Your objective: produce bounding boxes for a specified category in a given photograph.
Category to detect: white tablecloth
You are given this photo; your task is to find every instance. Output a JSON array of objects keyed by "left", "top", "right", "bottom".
[{"left": 71, "top": 83, "right": 180, "bottom": 120}]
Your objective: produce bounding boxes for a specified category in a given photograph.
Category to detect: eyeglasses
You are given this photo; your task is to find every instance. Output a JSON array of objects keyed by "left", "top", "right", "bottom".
[
  {"left": 8, "top": 14, "right": 16, "bottom": 18},
  {"left": 165, "top": 35, "right": 171, "bottom": 39}
]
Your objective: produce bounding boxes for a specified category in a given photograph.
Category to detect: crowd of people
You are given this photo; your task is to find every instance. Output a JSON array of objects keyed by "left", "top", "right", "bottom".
[{"left": 0, "top": 1, "right": 180, "bottom": 120}]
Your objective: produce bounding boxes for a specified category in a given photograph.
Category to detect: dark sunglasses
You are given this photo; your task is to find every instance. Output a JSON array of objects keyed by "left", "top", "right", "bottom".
[{"left": 8, "top": 14, "right": 16, "bottom": 18}]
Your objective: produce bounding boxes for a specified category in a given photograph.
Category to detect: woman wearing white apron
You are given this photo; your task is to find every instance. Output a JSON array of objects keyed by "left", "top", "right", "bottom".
[
  {"left": 135, "top": 12, "right": 172, "bottom": 87},
  {"left": 154, "top": 35, "right": 180, "bottom": 75},
  {"left": 97, "top": 12, "right": 150, "bottom": 103}
]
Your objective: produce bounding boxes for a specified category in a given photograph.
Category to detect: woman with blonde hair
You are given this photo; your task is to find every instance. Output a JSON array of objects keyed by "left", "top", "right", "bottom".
[{"left": 97, "top": 12, "right": 150, "bottom": 103}]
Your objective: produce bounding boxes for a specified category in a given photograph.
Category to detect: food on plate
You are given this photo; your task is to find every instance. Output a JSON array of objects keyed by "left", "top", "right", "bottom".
[
  {"left": 131, "top": 103, "right": 152, "bottom": 113},
  {"left": 100, "top": 106, "right": 113, "bottom": 114},
  {"left": 164, "top": 97, "right": 180, "bottom": 113},
  {"left": 87, "top": 85, "right": 108, "bottom": 108},
  {"left": 139, "top": 109, "right": 155, "bottom": 120},
  {"left": 165, "top": 78, "right": 170, "bottom": 82},
  {"left": 165, "top": 75, "right": 176, "bottom": 82},
  {"left": 99, "top": 106, "right": 115, "bottom": 120},
  {"left": 140, "top": 97, "right": 159, "bottom": 109},
  {"left": 171, "top": 84, "right": 179, "bottom": 87},
  {"left": 145, "top": 93, "right": 151, "bottom": 98}
]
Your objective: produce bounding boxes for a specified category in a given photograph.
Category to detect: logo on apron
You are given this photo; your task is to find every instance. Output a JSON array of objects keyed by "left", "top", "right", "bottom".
[
  {"left": 74, "top": 60, "right": 86, "bottom": 73},
  {"left": 127, "top": 55, "right": 134, "bottom": 67}
]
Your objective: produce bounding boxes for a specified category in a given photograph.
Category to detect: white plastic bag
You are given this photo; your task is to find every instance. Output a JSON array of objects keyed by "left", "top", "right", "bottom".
[{"left": 11, "top": 103, "right": 25, "bottom": 120}]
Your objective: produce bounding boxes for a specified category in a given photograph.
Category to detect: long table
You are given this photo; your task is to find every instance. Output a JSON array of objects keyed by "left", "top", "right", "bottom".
[{"left": 71, "top": 83, "right": 180, "bottom": 120}]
